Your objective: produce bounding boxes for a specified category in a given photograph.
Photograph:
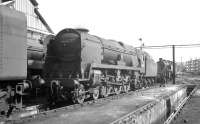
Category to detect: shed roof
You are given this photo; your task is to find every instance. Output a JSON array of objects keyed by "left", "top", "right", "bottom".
[
  {"left": 32, "top": 0, "right": 54, "bottom": 34},
  {"left": 30, "top": 0, "right": 38, "bottom": 6},
  {"left": 34, "top": 8, "right": 54, "bottom": 34},
  {"left": 0, "top": 0, "right": 54, "bottom": 34}
]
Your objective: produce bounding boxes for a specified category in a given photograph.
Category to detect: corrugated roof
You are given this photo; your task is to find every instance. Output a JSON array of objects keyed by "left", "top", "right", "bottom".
[{"left": 1, "top": 0, "right": 54, "bottom": 34}]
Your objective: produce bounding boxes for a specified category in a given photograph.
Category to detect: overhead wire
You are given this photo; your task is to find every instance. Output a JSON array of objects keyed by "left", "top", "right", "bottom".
[{"left": 136, "top": 43, "right": 200, "bottom": 49}]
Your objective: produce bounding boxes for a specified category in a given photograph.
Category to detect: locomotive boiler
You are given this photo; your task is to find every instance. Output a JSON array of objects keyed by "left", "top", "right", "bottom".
[
  {"left": 44, "top": 28, "right": 158, "bottom": 104},
  {"left": 27, "top": 41, "right": 44, "bottom": 70}
]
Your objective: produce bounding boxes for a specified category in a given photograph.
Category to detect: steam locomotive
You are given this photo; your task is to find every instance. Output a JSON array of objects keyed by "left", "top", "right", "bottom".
[
  {"left": 0, "top": 5, "right": 173, "bottom": 116},
  {"left": 0, "top": 6, "right": 45, "bottom": 114},
  {"left": 44, "top": 28, "right": 161, "bottom": 104},
  {"left": 157, "top": 58, "right": 173, "bottom": 84}
]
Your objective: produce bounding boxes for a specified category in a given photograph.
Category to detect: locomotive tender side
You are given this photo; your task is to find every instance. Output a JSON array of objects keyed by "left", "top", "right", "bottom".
[
  {"left": 0, "top": 5, "right": 27, "bottom": 115},
  {"left": 0, "top": 5, "right": 27, "bottom": 81},
  {"left": 0, "top": 6, "right": 46, "bottom": 115},
  {"left": 44, "top": 28, "right": 158, "bottom": 104}
]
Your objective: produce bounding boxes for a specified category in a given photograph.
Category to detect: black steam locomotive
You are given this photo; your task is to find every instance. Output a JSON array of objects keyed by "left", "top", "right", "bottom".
[
  {"left": 0, "top": 5, "right": 173, "bottom": 116},
  {"left": 44, "top": 28, "right": 160, "bottom": 104}
]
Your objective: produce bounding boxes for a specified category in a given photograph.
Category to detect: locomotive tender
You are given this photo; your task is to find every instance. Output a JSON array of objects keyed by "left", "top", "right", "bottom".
[
  {"left": 44, "top": 28, "right": 158, "bottom": 104},
  {"left": 0, "top": 6, "right": 45, "bottom": 114}
]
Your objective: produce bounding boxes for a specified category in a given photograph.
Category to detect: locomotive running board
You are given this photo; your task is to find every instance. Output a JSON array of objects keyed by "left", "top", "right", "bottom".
[{"left": 91, "top": 63, "right": 142, "bottom": 72}]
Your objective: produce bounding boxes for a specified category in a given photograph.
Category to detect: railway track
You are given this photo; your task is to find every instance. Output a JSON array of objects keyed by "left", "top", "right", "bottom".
[
  {"left": 2, "top": 85, "right": 160, "bottom": 124},
  {"left": 164, "top": 85, "right": 198, "bottom": 124}
]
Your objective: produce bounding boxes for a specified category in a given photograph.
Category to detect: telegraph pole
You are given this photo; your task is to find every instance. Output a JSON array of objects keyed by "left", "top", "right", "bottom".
[{"left": 172, "top": 45, "right": 175, "bottom": 84}]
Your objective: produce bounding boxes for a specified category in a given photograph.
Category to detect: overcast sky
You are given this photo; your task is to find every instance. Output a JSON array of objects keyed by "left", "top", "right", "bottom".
[{"left": 38, "top": 0, "right": 200, "bottom": 62}]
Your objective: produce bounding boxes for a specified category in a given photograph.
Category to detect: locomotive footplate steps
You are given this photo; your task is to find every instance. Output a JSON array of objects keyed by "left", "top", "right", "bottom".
[{"left": 8, "top": 84, "right": 188, "bottom": 124}]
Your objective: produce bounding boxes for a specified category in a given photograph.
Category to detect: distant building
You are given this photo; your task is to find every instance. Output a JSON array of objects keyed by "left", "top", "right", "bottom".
[
  {"left": 185, "top": 59, "right": 200, "bottom": 74},
  {"left": 0, "top": 0, "right": 54, "bottom": 44}
]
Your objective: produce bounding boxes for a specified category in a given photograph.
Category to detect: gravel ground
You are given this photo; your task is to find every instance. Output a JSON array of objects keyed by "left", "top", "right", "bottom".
[{"left": 176, "top": 73, "right": 200, "bottom": 85}]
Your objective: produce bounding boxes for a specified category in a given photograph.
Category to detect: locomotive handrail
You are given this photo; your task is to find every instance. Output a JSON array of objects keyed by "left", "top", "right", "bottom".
[
  {"left": 107, "top": 81, "right": 123, "bottom": 85},
  {"left": 91, "top": 63, "right": 141, "bottom": 71}
]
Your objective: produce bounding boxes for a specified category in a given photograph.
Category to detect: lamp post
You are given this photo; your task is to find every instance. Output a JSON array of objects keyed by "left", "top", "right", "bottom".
[{"left": 139, "top": 38, "right": 144, "bottom": 50}]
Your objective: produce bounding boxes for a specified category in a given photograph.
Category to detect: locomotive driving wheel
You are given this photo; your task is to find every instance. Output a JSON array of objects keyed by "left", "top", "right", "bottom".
[
  {"left": 92, "top": 88, "right": 99, "bottom": 100},
  {"left": 107, "top": 86, "right": 112, "bottom": 96},
  {"left": 135, "top": 81, "right": 140, "bottom": 90},
  {"left": 0, "top": 91, "right": 8, "bottom": 116},
  {"left": 123, "top": 84, "right": 130, "bottom": 93},
  {"left": 6, "top": 85, "right": 12, "bottom": 99},
  {"left": 100, "top": 86, "right": 108, "bottom": 97},
  {"left": 72, "top": 84, "right": 85, "bottom": 104},
  {"left": 114, "top": 86, "right": 121, "bottom": 95},
  {"left": 99, "top": 86, "right": 106, "bottom": 97}
]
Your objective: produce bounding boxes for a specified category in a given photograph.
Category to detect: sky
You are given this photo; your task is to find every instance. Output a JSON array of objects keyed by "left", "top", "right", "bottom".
[{"left": 38, "top": 0, "right": 200, "bottom": 62}]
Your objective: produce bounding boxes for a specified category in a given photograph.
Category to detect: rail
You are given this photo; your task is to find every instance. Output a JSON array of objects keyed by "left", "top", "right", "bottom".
[{"left": 4, "top": 85, "right": 160, "bottom": 124}]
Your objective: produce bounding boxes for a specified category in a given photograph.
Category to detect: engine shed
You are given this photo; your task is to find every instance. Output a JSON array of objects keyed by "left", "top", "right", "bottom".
[
  {"left": 0, "top": 0, "right": 54, "bottom": 40},
  {"left": 0, "top": 0, "right": 54, "bottom": 69},
  {"left": 0, "top": 0, "right": 54, "bottom": 111}
]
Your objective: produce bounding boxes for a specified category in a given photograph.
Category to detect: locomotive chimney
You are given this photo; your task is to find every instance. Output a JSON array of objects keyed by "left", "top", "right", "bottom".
[{"left": 76, "top": 28, "right": 89, "bottom": 40}]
